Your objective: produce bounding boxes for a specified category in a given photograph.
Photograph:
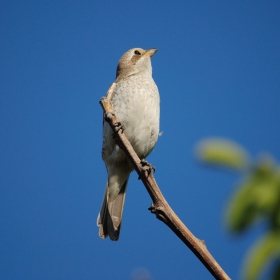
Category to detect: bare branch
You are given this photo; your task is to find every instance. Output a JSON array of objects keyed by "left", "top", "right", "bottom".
[{"left": 100, "top": 92, "right": 231, "bottom": 280}]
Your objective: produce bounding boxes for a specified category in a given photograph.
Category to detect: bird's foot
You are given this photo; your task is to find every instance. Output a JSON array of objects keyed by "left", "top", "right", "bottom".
[
  {"left": 138, "top": 159, "right": 155, "bottom": 179},
  {"left": 112, "top": 122, "right": 125, "bottom": 138}
]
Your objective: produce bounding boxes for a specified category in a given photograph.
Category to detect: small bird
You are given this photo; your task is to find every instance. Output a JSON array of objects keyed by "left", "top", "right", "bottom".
[{"left": 97, "top": 48, "right": 160, "bottom": 241}]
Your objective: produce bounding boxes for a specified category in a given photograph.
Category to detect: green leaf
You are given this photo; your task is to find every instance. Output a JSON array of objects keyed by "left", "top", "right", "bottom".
[
  {"left": 243, "top": 232, "right": 280, "bottom": 280},
  {"left": 227, "top": 159, "right": 280, "bottom": 232},
  {"left": 196, "top": 138, "right": 249, "bottom": 171},
  {"left": 226, "top": 178, "right": 260, "bottom": 232}
]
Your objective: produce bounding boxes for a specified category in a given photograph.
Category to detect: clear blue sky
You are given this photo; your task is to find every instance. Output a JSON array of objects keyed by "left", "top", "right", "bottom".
[{"left": 1, "top": 1, "right": 280, "bottom": 279}]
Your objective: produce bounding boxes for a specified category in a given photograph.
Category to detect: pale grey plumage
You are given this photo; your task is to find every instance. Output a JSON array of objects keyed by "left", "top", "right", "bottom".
[{"left": 97, "top": 48, "right": 160, "bottom": 241}]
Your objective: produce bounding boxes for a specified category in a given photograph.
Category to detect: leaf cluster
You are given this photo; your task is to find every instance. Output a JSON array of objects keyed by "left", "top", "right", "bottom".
[{"left": 197, "top": 138, "right": 280, "bottom": 280}]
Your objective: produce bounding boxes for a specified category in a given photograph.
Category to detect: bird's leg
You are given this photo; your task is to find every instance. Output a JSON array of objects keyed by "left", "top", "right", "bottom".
[
  {"left": 104, "top": 112, "right": 125, "bottom": 135},
  {"left": 112, "top": 122, "right": 125, "bottom": 138}
]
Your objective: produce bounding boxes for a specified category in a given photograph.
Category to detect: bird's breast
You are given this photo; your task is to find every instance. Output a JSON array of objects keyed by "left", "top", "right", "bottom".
[{"left": 111, "top": 75, "right": 160, "bottom": 159}]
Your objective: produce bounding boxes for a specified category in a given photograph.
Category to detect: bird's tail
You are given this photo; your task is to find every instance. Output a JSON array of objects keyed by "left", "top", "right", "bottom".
[{"left": 97, "top": 179, "right": 128, "bottom": 241}]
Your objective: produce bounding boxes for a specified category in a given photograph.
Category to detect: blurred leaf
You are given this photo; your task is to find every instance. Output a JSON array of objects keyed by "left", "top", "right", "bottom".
[
  {"left": 273, "top": 209, "right": 280, "bottom": 231},
  {"left": 197, "top": 138, "right": 280, "bottom": 279},
  {"left": 243, "top": 232, "right": 280, "bottom": 280},
  {"left": 272, "top": 168, "right": 280, "bottom": 231},
  {"left": 272, "top": 261, "right": 280, "bottom": 280},
  {"left": 227, "top": 157, "right": 280, "bottom": 232},
  {"left": 196, "top": 138, "right": 249, "bottom": 171},
  {"left": 251, "top": 169, "right": 279, "bottom": 215},
  {"left": 227, "top": 178, "right": 260, "bottom": 231},
  {"left": 254, "top": 155, "right": 275, "bottom": 176}
]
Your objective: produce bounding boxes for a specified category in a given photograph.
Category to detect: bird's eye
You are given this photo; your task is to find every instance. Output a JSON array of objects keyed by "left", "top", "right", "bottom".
[{"left": 134, "top": 50, "right": 141, "bottom": 55}]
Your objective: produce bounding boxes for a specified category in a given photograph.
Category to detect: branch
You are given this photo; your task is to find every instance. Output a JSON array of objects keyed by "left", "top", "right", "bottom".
[{"left": 100, "top": 86, "right": 231, "bottom": 280}]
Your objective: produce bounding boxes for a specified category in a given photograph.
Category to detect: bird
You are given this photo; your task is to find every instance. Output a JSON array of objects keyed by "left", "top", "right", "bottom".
[{"left": 97, "top": 48, "right": 160, "bottom": 241}]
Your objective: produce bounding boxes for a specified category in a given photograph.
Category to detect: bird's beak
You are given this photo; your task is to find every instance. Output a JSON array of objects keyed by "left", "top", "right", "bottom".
[{"left": 144, "top": 48, "right": 157, "bottom": 57}]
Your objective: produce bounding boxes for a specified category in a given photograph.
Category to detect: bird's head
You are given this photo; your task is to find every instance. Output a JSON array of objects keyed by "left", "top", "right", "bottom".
[{"left": 116, "top": 48, "right": 157, "bottom": 80}]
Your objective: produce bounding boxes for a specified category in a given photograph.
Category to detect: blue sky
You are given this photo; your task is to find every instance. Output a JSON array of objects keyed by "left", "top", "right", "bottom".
[{"left": 1, "top": 1, "right": 280, "bottom": 279}]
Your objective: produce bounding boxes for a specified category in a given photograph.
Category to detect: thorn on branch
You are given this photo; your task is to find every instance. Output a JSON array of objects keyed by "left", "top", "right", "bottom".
[
  {"left": 148, "top": 203, "right": 156, "bottom": 213},
  {"left": 148, "top": 203, "right": 168, "bottom": 223},
  {"left": 198, "top": 239, "right": 207, "bottom": 248}
]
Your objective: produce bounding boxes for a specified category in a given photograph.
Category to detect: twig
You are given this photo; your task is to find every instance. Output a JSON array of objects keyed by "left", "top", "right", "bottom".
[{"left": 100, "top": 89, "right": 231, "bottom": 280}]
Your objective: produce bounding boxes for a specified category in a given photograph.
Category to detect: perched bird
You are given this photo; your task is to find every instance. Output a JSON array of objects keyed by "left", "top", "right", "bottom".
[{"left": 97, "top": 48, "right": 160, "bottom": 241}]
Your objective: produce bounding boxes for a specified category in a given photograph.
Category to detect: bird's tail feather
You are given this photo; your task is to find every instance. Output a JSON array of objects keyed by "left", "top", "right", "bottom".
[{"left": 97, "top": 179, "right": 128, "bottom": 241}]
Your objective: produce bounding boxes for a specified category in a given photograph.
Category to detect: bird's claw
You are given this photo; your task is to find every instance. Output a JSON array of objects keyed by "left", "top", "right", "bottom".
[
  {"left": 140, "top": 159, "right": 155, "bottom": 177},
  {"left": 112, "top": 122, "right": 125, "bottom": 138}
]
